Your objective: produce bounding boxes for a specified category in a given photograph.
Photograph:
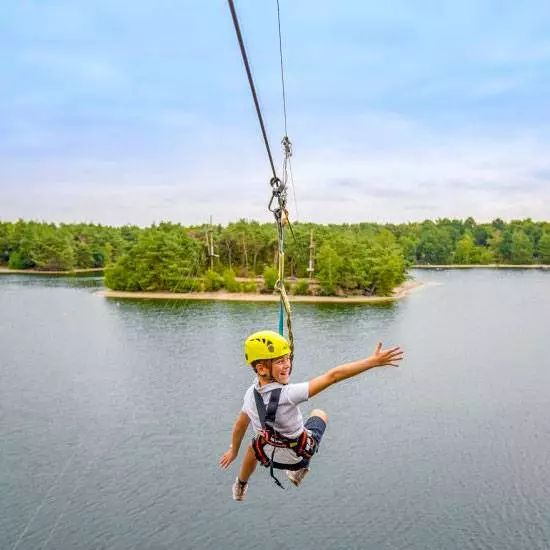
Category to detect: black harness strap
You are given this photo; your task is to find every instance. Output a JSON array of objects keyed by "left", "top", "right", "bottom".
[
  {"left": 252, "top": 387, "right": 318, "bottom": 490},
  {"left": 253, "top": 388, "right": 281, "bottom": 431},
  {"left": 253, "top": 388, "right": 285, "bottom": 489},
  {"left": 265, "top": 390, "right": 281, "bottom": 431}
]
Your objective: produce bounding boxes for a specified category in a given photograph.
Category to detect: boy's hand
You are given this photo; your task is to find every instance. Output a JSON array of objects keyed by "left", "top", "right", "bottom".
[
  {"left": 370, "top": 342, "right": 404, "bottom": 367},
  {"left": 308, "top": 341, "right": 404, "bottom": 398},
  {"left": 219, "top": 446, "right": 238, "bottom": 469}
]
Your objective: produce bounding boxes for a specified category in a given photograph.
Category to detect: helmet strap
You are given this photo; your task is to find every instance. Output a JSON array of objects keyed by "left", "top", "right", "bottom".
[
  {"left": 262, "top": 358, "right": 294, "bottom": 385},
  {"left": 265, "top": 359, "right": 276, "bottom": 383},
  {"left": 256, "top": 359, "right": 279, "bottom": 385}
]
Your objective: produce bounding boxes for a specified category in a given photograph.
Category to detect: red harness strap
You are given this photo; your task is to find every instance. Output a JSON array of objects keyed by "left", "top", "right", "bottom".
[
  {"left": 252, "top": 432, "right": 271, "bottom": 466},
  {"left": 251, "top": 428, "right": 317, "bottom": 465},
  {"left": 294, "top": 429, "right": 316, "bottom": 460},
  {"left": 252, "top": 387, "right": 318, "bottom": 488}
]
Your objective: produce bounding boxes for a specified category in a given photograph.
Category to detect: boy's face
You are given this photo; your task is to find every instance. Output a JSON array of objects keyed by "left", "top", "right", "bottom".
[{"left": 257, "top": 353, "right": 292, "bottom": 384}]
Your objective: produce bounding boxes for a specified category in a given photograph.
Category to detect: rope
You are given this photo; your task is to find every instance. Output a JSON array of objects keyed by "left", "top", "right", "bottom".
[{"left": 274, "top": 205, "right": 293, "bottom": 353}]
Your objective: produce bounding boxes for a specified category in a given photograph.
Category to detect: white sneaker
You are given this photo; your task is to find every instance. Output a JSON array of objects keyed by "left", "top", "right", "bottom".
[
  {"left": 286, "top": 467, "right": 310, "bottom": 487},
  {"left": 232, "top": 478, "right": 248, "bottom": 501}
]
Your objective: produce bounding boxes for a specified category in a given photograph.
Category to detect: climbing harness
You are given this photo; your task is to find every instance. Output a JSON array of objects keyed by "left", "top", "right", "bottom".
[
  {"left": 252, "top": 387, "right": 318, "bottom": 488},
  {"left": 226, "top": 0, "right": 295, "bottom": 351}
]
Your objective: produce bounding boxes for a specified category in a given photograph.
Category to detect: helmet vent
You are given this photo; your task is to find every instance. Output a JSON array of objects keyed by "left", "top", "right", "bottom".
[{"left": 244, "top": 331, "right": 290, "bottom": 366}]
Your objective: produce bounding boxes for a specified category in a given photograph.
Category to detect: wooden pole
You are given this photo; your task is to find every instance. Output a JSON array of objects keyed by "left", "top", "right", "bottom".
[{"left": 307, "top": 230, "right": 315, "bottom": 279}]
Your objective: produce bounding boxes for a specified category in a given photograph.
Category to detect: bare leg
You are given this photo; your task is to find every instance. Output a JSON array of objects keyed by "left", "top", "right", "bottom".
[
  {"left": 238, "top": 445, "right": 258, "bottom": 483},
  {"left": 287, "top": 408, "right": 329, "bottom": 487},
  {"left": 309, "top": 408, "right": 328, "bottom": 423}
]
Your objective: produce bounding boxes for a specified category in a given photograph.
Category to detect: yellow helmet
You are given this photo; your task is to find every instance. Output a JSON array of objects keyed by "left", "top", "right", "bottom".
[{"left": 244, "top": 330, "right": 291, "bottom": 365}]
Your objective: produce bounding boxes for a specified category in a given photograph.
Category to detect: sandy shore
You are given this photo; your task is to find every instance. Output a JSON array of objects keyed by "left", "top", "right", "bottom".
[
  {"left": 0, "top": 267, "right": 104, "bottom": 275},
  {"left": 97, "top": 279, "right": 424, "bottom": 304},
  {"left": 413, "top": 264, "right": 549, "bottom": 269}
]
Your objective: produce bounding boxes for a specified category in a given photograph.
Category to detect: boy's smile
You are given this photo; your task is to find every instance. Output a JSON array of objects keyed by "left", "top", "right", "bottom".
[
  {"left": 271, "top": 354, "right": 291, "bottom": 384},
  {"left": 258, "top": 353, "right": 292, "bottom": 385}
]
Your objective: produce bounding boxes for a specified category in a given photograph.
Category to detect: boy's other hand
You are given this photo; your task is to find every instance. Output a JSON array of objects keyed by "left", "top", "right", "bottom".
[
  {"left": 370, "top": 342, "right": 404, "bottom": 367},
  {"left": 219, "top": 447, "right": 238, "bottom": 469}
]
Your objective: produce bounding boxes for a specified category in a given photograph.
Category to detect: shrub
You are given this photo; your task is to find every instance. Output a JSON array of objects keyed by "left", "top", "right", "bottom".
[
  {"left": 319, "top": 283, "right": 338, "bottom": 296},
  {"left": 203, "top": 270, "right": 224, "bottom": 291},
  {"left": 241, "top": 281, "right": 258, "bottom": 293},
  {"left": 293, "top": 280, "right": 310, "bottom": 295},
  {"left": 223, "top": 269, "right": 240, "bottom": 292},
  {"left": 263, "top": 266, "right": 278, "bottom": 291},
  {"left": 8, "top": 250, "right": 35, "bottom": 269},
  {"left": 177, "top": 278, "right": 203, "bottom": 293}
]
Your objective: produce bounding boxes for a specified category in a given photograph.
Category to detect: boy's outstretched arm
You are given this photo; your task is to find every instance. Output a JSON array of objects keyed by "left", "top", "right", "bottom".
[
  {"left": 308, "top": 342, "right": 404, "bottom": 398},
  {"left": 219, "top": 411, "right": 250, "bottom": 469}
]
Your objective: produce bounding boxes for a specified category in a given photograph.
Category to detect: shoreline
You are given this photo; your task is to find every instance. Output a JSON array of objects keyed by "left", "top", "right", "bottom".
[
  {"left": 413, "top": 264, "right": 549, "bottom": 269},
  {"left": 2, "top": 264, "right": 546, "bottom": 276},
  {"left": 0, "top": 267, "right": 104, "bottom": 275},
  {"left": 97, "top": 280, "right": 424, "bottom": 304}
]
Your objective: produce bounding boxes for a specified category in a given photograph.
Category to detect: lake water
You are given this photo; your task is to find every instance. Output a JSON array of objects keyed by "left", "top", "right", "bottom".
[{"left": 1, "top": 269, "right": 549, "bottom": 550}]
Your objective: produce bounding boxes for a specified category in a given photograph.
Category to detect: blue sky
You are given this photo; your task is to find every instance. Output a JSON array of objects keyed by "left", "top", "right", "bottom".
[{"left": 2, "top": 0, "right": 550, "bottom": 225}]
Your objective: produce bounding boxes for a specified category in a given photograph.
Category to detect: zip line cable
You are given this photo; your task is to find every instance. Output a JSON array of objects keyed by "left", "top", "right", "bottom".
[
  {"left": 226, "top": 0, "right": 278, "bottom": 182},
  {"left": 276, "top": 0, "right": 288, "bottom": 138},
  {"left": 226, "top": 0, "right": 294, "bottom": 351},
  {"left": 275, "top": 3, "right": 303, "bottom": 249},
  {"left": 273, "top": 1, "right": 297, "bottom": 352}
]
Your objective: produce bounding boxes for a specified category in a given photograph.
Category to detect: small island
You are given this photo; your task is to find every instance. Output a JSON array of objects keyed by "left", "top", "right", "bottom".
[
  {"left": 97, "top": 279, "right": 423, "bottom": 304},
  {"left": 0, "top": 267, "right": 104, "bottom": 276},
  {"left": 1, "top": 218, "right": 549, "bottom": 303}
]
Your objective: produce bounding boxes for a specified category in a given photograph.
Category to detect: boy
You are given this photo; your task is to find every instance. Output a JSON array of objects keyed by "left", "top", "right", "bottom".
[{"left": 219, "top": 330, "right": 404, "bottom": 501}]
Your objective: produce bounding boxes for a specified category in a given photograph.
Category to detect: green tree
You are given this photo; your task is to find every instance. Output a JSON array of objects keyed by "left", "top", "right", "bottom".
[
  {"left": 473, "top": 225, "right": 491, "bottom": 246},
  {"left": 398, "top": 235, "right": 418, "bottom": 264},
  {"left": 104, "top": 223, "right": 203, "bottom": 291},
  {"left": 492, "top": 218, "right": 505, "bottom": 231},
  {"left": 537, "top": 232, "right": 550, "bottom": 264},
  {"left": 453, "top": 233, "right": 478, "bottom": 264},
  {"left": 7, "top": 220, "right": 36, "bottom": 269},
  {"left": 316, "top": 243, "right": 343, "bottom": 295},
  {"left": 510, "top": 230, "right": 534, "bottom": 265},
  {"left": 497, "top": 230, "right": 514, "bottom": 262},
  {"left": 367, "top": 234, "right": 407, "bottom": 296},
  {"left": 28, "top": 225, "right": 76, "bottom": 271},
  {"left": 74, "top": 241, "right": 94, "bottom": 269},
  {"left": 8, "top": 250, "right": 34, "bottom": 269},
  {"left": 0, "top": 222, "right": 12, "bottom": 264},
  {"left": 416, "top": 223, "right": 453, "bottom": 264}
]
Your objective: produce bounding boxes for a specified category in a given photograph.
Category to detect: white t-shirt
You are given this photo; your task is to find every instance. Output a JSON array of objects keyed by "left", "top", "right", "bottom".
[{"left": 242, "top": 379, "right": 310, "bottom": 465}]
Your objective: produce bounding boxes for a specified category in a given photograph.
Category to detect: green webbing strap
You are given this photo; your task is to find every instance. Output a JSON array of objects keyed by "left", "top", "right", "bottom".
[
  {"left": 278, "top": 224, "right": 285, "bottom": 337},
  {"left": 274, "top": 216, "right": 293, "bottom": 356}
]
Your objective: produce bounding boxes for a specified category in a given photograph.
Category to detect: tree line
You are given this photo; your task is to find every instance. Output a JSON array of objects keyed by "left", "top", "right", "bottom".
[
  {"left": 1, "top": 217, "right": 549, "bottom": 296},
  {"left": 0, "top": 220, "right": 139, "bottom": 271}
]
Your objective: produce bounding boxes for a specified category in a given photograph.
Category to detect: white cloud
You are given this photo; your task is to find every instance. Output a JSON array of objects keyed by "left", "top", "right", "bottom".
[{"left": 3, "top": 113, "right": 550, "bottom": 226}]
